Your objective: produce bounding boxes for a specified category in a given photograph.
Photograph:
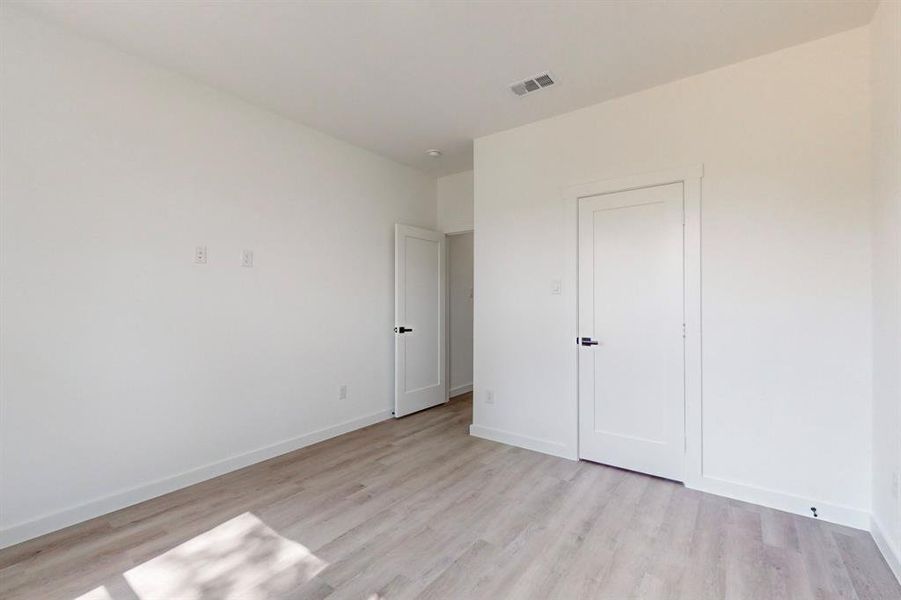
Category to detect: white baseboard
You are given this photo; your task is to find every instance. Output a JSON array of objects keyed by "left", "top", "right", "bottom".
[
  {"left": 449, "top": 383, "right": 473, "bottom": 397},
  {"left": 0, "top": 409, "right": 392, "bottom": 550},
  {"left": 469, "top": 424, "right": 576, "bottom": 460},
  {"left": 871, "top": 514, "right": 901, "bottom": 585},
  {"left": 689, "top": 475, "right": 870, "bottom": 530},
  {"left": 468, "top": 424, "right": 870, "bottom": 532}
]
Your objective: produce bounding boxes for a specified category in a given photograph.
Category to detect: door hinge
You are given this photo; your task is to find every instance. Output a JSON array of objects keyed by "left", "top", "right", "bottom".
[{"left": 682, "top": 323, "right": 686, "bottom": 338}]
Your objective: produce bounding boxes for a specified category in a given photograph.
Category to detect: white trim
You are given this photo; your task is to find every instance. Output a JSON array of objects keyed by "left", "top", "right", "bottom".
[
  {"left": 469, "top": 424, "right": 576, "bottom": 460},
  {"left": 564, "top": 165, "right": 704, "bottom": 485},
  {"left": 691, "top": 475, "right": 869, "bottom": 530},
  {"left": 450, "top": 383, "right": 473, "bottom": 397},
  {"left": 871, "top": 514, "right": 901, "bottom": 584},
  {"left": 0, "top": 408, "right": 392, "bottom": 549},
  {"left": 445, "top": 227, "right": 474, "bottom": 236},
  {"left": 566, "top": 165, "right": 704, "bottom": 200}
]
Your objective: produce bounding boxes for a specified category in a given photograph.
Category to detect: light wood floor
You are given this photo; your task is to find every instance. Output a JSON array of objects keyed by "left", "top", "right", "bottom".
[{"left": 1, "top": 394, "right": 898, "bottom": 600}]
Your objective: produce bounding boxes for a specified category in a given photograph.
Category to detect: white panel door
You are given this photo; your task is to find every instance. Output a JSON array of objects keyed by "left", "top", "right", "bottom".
[
  {"left": 395, "top": 224, "right": 447, "bottom": 417},
  {"left": 578, "top": 183, "right": 685, "bottom": 481}
]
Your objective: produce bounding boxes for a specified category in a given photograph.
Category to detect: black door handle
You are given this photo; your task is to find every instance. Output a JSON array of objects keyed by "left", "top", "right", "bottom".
[
  {"left": 395, "top": 326, "right": 413, "bottom": 333},
  {"left": 580, "top": 337, "right": 598, "bottom": 346}
]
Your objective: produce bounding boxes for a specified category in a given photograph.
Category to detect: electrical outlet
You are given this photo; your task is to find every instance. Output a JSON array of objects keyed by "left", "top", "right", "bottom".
[
  {"left": 241, "top": 249, "right": 254, "bottom": 268},
  {"left": 486, "top": 390, "right": 495, "bottom": 404},
  {"left": 339, "top": 384, "right": 347, "bottom": 400},
  {"left": 194, "top": 246, "right": 208, "bottom": 264}
]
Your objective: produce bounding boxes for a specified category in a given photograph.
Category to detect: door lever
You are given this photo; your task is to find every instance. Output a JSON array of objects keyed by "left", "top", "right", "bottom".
[
  {"left": 395, "top": 326, "right": 413, "bottom": 333},
  {"left": 580, "top": 337, "right": 598, "bottom": 346}
]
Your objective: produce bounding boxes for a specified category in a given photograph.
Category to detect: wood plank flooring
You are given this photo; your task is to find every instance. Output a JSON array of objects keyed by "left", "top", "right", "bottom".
[{"left": 1, "top": 393, "right": 898, "bottom": 599}]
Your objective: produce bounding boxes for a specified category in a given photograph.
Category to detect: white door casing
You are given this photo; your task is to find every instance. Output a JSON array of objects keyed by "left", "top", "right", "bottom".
[
  {"left": 577, "top": 182, "right": 685, "bottom": 481},
  {"left": 395, "top": 224, "right": 447, "bottom": 417}
]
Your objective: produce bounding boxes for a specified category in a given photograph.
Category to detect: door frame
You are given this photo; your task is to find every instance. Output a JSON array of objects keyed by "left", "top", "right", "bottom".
[{"left": 564, "top": 165, "right": 703, "bottom": 487}]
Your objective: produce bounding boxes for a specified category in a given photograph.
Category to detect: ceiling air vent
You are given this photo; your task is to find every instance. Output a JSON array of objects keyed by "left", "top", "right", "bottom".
[{"left": 510, "top": 72, "right": 556, "bottom": 97}]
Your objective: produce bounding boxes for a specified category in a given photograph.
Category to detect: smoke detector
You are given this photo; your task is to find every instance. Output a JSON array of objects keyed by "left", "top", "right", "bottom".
[
  {"left": 510, "top": 72, "right": 556, "bottom": 97},
  {"left": 425, "top": 149, "right": 442, "bottom": 158}
]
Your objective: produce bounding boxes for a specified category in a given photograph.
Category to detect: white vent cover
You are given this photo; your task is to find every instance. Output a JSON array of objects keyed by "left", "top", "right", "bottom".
[{"left": 510, "top": 72, "right": 556, "bottom": 97}]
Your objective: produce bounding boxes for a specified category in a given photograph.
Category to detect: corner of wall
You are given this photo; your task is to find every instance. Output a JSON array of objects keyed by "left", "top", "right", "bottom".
[
  {"left": 437, "top": 170, "right": 474, "bottom": 233},
  {"left": 867, "top": 0, "right": 901, "bottom": 583}
]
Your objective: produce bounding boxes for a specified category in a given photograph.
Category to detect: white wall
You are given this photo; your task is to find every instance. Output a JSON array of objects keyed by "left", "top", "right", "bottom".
[
  {"left": 448, "top": 232, "right": 473, "bottom": 395},
  {"left": 473, "top": 28, "right": 873, "bottom": 527},
  {"left": 0, "top": 8, "right": 436, "bottom": 546},
  {"left": 437, "top": 170, "right": 474, "bottom": 234},
  {"left": 870, "top": 0, "right": 901, "bottom": 577}
]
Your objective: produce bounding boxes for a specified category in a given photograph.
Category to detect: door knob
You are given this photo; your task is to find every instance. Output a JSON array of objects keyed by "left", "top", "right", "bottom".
[{"left": 395, "top": 326, "right": 413, "bottom": 333}]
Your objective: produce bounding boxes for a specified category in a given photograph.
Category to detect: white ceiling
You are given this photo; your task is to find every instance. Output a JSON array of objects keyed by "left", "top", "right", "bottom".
[{"left": 11, "top": 0, "right": 877, "bottom": 176}]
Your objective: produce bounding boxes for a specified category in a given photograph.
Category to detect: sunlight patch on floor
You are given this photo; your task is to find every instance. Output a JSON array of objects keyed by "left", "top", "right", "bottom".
[
  {"left": 77, "top": 512, "right": 327, "bottom": 600},
  {"left": 73, "top": 586, "right": 114, "bottom": 600}
]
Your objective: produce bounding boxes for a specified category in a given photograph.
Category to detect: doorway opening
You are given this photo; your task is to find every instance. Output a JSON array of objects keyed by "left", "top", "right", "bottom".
[{"left": 447, "top": 231, "right": 473, "bottom": 400}]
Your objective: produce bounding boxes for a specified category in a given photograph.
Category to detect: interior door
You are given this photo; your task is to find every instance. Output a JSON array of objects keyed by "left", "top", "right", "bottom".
[
  {"left": 395, "top": 224, "right": 447, "bottom": 417},
  {"left": 578, "top": 182, "right": 685, "bottom": 481}
]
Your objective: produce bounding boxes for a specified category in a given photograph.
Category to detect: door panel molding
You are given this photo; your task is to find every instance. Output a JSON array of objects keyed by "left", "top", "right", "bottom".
[{"left": 565, "top": 165, "right": 703, "bottom": 487}]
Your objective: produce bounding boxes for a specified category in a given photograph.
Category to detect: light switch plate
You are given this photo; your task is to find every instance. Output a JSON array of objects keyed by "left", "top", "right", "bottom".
[{"left": 241, "top": 249, "right": 254, "bottom": 268}]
